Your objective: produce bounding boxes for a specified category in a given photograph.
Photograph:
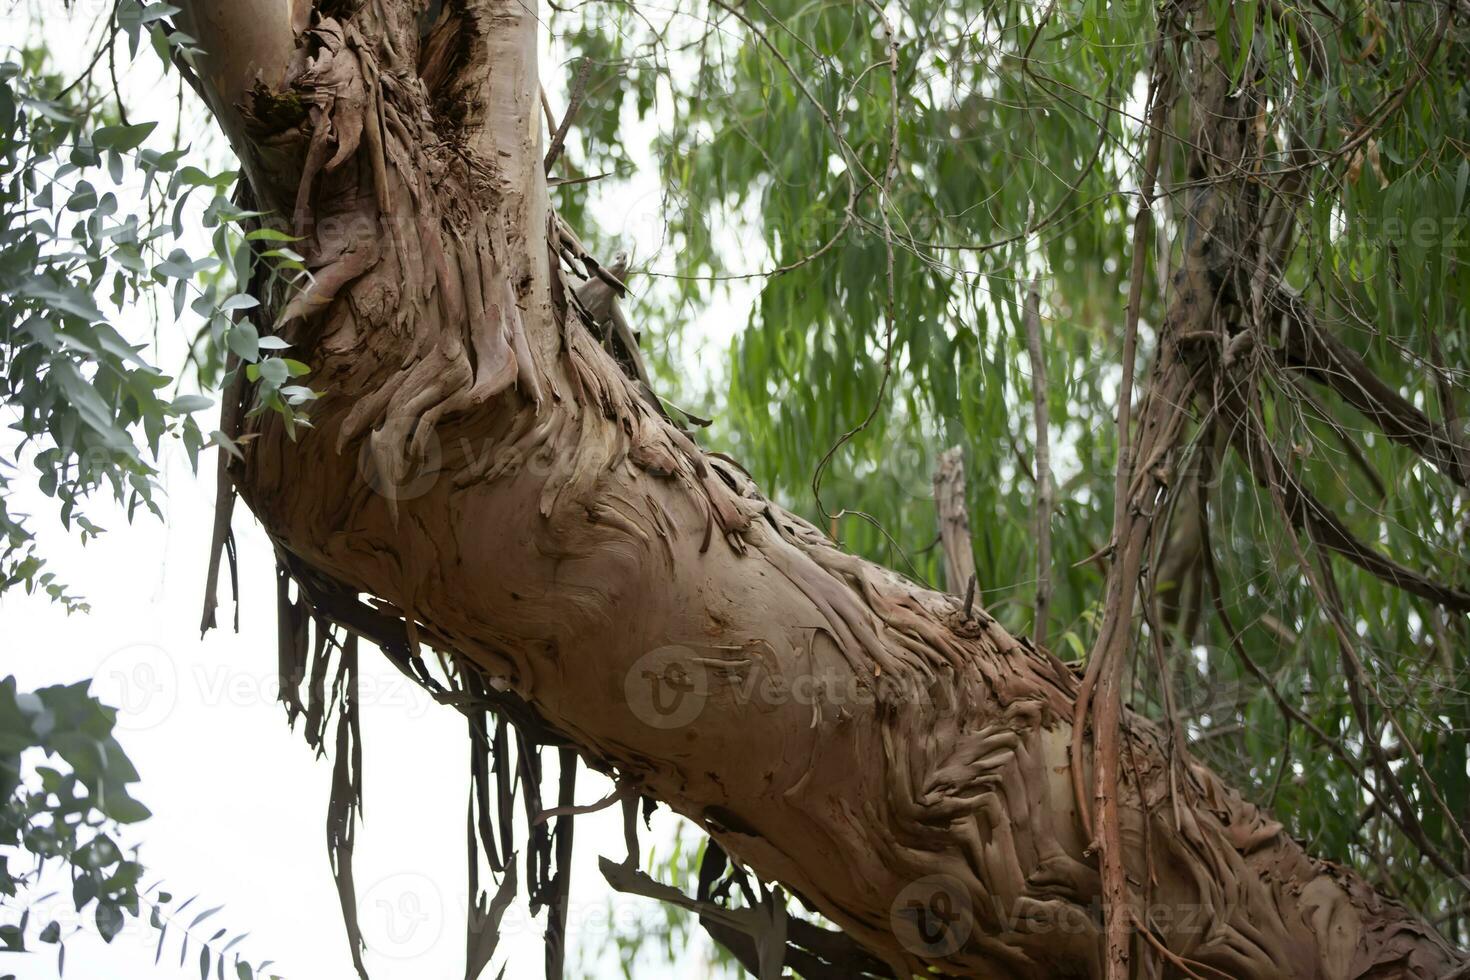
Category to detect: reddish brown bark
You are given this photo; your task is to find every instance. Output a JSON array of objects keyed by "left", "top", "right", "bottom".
[{"left": 179, "top": 1, "right": 1468, "bottom": 976}]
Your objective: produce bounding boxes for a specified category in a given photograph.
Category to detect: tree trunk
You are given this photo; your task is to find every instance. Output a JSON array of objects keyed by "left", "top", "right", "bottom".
[{"left": 178, "top": 1, "right": 1467, "bottom": 976}]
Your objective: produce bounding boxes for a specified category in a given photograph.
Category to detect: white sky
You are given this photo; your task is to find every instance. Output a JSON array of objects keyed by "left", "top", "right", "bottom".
[{"left": 0, "top": 4, "right": 750, "bottom": 978}]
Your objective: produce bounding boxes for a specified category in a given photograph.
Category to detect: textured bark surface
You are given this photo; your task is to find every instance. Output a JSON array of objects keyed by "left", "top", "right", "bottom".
[{"left": 180, "top": 1, "right": 1468, "bottom": 976}]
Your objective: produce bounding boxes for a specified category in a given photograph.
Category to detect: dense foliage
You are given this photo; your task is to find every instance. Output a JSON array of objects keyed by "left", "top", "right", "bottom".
[
  {"left": 1, "top": 7, "right": 310, "bottom": 612},
  {"left": 547, "top": 0, "right": 1470, "bottom": 943}
]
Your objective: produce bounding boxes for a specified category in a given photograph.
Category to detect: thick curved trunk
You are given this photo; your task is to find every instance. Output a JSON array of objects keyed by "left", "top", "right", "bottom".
[{"left": 179, "top": 1, "right": 1467, "bottom": 976}]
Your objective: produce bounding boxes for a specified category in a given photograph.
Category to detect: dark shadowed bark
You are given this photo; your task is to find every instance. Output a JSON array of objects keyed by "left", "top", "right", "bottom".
[{"left": 178, "top": 1, "right": 1468, "bottom": 976}]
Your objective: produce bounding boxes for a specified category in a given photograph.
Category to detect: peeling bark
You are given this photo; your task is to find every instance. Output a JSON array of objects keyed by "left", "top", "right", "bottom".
[{"left": 179, "top": 1, "right": 1468, "bottom": 976}]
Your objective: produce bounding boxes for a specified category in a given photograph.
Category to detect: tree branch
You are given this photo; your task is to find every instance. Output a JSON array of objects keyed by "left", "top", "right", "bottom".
[{"left": 1272, "top": 285, "right": 1470, "bottom": 488}]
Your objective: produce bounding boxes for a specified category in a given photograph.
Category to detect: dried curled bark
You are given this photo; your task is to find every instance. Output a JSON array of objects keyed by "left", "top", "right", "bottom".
[{"left": 179, "top": 1, "right": 1468, "bottom": 976}]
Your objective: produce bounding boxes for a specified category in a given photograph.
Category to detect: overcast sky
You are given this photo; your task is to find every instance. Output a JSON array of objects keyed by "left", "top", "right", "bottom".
[{"left": 1, "top": 4, "right": 749, "bottom": 978}]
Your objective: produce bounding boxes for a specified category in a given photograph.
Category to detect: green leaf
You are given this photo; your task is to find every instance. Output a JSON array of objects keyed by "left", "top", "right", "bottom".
[
  {"left": 210, "top": 431, "right": 244, "bottom": 461},
  {"left": 244, "top": 228, "right": 298, "bottom": 242},
  {"left": 190, "top": 906, "right": 223, "bottom": 929},
  {"left": 93, "top": 122, "right": 157, "bottom": 153},
  {"left": 100, "top": 791, "right": 152, "bottom": 824},
  {"left": 218, "top": 294, "right": 259, "bottom": 313},
  {"left": 256, "top": 359, "right": 289, "bottom": 386},
  {"left": 65, "top": 181, "right": 98, "bottom": 212},
  {"left": 227, "top": 323, "right": 260, "bottom": 361},
  {"left": 95, "top": 902, "right": 124, "bottom": 943},
  {"left": 170, "top": 395, "right": 215, "bottom": 414}
]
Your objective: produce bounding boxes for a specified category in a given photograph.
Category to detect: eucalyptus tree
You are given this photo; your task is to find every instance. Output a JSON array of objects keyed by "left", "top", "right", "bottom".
[{"left": 4, "top": 0, "right": 1469, "bottom": 977}]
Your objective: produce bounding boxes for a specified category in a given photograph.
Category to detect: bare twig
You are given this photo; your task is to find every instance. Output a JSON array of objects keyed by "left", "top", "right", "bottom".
[{"left": 810, "top": 0, "right": 900, "bottom": 528}]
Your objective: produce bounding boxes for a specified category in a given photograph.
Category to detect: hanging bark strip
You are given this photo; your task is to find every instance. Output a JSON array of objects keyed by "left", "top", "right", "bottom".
[
  {"left": 543, "top": 748, "right": 577, "bottom": 980},
  {"left": 326, "top": 636, "right": 367, "bottom": 980},
  {"left": 179, "top": 0, "right": 1470, "bottom": 976}
]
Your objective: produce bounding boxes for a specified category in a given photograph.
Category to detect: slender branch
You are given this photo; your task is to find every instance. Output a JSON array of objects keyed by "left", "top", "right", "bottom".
[
  {"left": 1273, "top": 285, "right": 1470, "bottom": 488},
  {"left": 1199, "top": 504, "right": 1463, "bottom": 880},
  {"left": 544, "top": 57, "right": 593, "bottom": 173},
  {"left": 1071, "top": 27, "right": 1175, "bottom": 979},
  {"left": 1221, "top": 389, "right": 1470, "bottom": 612},
  {"left": 1023, "top": 281, "right": 1054, "bottom": 646}
]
